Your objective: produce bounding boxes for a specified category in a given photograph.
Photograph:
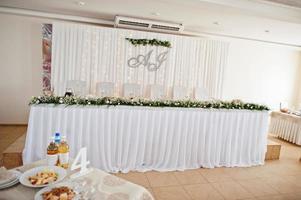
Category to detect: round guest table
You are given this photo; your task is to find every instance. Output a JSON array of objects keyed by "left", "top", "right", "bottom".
[
  {"left": 0, "top": 160, "right": 153, "bottom": 199},
  {"left": 23, "top": 105, "right": 269, "bottom": 172}
]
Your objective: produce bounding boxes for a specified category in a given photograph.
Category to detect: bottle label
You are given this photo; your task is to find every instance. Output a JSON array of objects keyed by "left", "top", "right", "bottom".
[
  {"left": 47, "top": 154, "right": 58, "bottom": 166},
  {"left": 59, "top": 152, "right": 69, "bottom": 164}
]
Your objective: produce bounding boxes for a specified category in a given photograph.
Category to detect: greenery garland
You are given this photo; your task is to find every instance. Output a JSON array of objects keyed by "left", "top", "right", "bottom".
[
  {"left": 29, "top": 96, "right": 269, "bottom": 111},
  {"left": 125, "top": 38, "right": 171, "bottom": 48}
]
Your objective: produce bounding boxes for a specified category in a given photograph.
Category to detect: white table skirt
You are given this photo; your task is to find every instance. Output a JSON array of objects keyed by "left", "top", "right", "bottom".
[
  {"left": 23, "top": 105, "right": 269, "bottom": 172},
  {"left": 269, "top": 112, "right": 301, "bottom": 145}
]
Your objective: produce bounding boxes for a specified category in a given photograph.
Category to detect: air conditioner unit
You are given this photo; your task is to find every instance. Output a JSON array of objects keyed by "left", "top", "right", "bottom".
[{"left": 114, "top": 16, "right": 184, "bottom": 33}]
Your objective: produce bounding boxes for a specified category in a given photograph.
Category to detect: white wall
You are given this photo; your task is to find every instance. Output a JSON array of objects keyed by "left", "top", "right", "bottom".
[
  {"left": 0, "top": 13, "right": 47, "bottom": 124},
  {"left": 0, "top": 13, "right": 300, "bottom": 124},
  {"left": 222, "top": 39, "right": 301, "bottom": 110}
]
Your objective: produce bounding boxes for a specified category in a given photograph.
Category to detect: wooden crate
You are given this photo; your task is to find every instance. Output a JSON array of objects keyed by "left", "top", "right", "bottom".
[
  {"left": 2, "top": 134, "right": 25, "bottom": 169},
  {"left": 265, "top": 140, "right": 281, "bottom": 160}
]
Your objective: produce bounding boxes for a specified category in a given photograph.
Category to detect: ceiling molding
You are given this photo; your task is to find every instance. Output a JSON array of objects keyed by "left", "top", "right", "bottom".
[
  {"left": 183, "top": 30, "right": 301, "bottom": 49},
  {"left": 199, "top": 0, "right": 301, "bottom": 23},
  {"left": 261, "top": 0, "right": 301, "bottom": 9},
  {"left": 0, "top": 6, "right": 300, "bottom": 49},
  {"left": 0, "top": 6, "right": 113, "bottom": 25}
]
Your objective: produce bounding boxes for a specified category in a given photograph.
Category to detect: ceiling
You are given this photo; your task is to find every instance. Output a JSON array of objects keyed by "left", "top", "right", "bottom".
[{"left": 1, "top": 0, "right": 301, "bottom": 47}]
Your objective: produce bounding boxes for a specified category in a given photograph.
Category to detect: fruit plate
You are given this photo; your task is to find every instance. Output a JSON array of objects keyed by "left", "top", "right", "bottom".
[
  {"left": 34, "top": 181, "right": 79, "bottom": 200},
  {"left": 20, "top": 166, "right": 66, "bottom": 188}
]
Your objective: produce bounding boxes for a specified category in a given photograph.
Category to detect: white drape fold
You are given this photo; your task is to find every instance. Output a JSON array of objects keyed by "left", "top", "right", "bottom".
[
  {"left": 51, "top": 22, "right": 229, "bottom": 98},
  {"left": 269, "top": 113, "right": 301, "bottom": 145},
  {"left": 23, "top": 105, "right": 269, "bottom": 172}
]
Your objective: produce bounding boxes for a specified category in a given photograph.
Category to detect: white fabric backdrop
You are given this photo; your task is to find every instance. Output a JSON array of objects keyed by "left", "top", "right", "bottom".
[
  {"left": 23, "top": 105, "right": 269, "bottom": 172},
  {"left": 51, "top": 22, "right": 229, "bottom": 98}
]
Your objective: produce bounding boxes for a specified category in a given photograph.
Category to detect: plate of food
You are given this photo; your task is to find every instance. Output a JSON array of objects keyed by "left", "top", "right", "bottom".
[
  {"left": 20, "top": 166, "right": 66, "bottom": 188},
  {"left": 34, "top": 182, "right": 79, "bottom": 200}
]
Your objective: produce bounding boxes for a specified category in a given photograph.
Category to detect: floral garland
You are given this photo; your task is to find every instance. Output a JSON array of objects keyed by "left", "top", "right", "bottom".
[
  {"left": 125, "top": 38, "right": 171, "bottom": 48},
  {"left": 29, "top": 96, "right": 269, "bottom": 111}
]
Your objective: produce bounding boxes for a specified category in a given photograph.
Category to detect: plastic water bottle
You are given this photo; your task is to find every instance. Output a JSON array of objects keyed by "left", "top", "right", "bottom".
[
  {"left": 54, "top": 132, "right": 61, "bottom": 166},
  {"left": 54, "top": 132, "right": 61, "bottom": 144}
]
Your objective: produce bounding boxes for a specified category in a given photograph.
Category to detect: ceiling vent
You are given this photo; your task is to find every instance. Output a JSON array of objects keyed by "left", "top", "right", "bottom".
[{"left": 114, "top": 16, "right": 184, "bottom": 33}]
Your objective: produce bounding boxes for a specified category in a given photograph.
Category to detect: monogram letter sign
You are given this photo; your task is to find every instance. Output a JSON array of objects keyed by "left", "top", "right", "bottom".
[{"left": 128, "top": 50, "right": 169, "bottom": 72}]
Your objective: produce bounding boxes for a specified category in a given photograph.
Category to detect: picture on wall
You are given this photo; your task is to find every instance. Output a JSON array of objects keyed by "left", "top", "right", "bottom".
[{"left": 42, "top": 24, "right": 52, "bottom": 91}]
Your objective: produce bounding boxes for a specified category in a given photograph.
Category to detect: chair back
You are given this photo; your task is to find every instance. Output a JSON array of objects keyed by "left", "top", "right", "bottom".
[
  {"left": 149, "top": 85, "right": 165, "bottom": 100},
  {"left": 172, "top": 86, "right": 189, "bottom": 100},
  {"left": 194, "top": 87, "right": 210, "bottom": 101},
  {"left": 96, "top": 82, "right": 115, "bottom": 97},
  {"left": 66, "top": 80, "right": 86, "bottom": 96},
  {"left": 123, "top": 83, "right": 141, "bottom": 98}
]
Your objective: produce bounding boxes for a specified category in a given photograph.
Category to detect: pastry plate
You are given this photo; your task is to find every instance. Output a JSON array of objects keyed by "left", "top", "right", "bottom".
[
  {"left": 20, "top": 166, "right": 66, "bottom": 188},
  {"left": 34, "top": 181, "right": 79, "bottom": 200}
]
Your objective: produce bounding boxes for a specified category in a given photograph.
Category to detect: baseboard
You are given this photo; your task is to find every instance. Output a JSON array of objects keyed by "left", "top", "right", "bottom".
[{"left": 0, "top": 124, "right": 28, "bottom": 126}]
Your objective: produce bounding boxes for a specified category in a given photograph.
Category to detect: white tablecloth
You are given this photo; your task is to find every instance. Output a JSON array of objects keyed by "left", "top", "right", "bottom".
[
  {"left": 269, "top": 111, "right": 301, "bottom": 145},
  {"left": 23, "top": 105, "right": 269, "bottom": 172},
  {"left": 0, "top": 160, "right": 153, "bottom": 200}
]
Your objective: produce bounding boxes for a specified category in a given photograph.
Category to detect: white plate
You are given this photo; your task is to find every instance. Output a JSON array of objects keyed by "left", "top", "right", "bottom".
[
  {"left": 20, "top": 166, "right": 67, "bottom": 188},
  {"left": 0, "top": 170, "right": 17, "bottom": 185},
  {"left": 0, "top": 178, "right": 19, "bottom": 190},
  {"left": 0, "top": 170, "right": 22, "bottom": 190},
  {"left": 34, "top": 181, "right": 79, "bottom": 200}
]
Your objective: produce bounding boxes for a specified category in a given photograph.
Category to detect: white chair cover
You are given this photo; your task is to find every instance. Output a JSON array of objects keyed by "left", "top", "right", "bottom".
[
  {"left": 172, "top": 86, "right": 189, "bottom": 100},
  {"left": 149, "top": 85, "right": 166, "bottom": 100},
  {"left": 123, "top": 83, "right": 141, "bottom": 98},
  {"left": 66, "top": 80, "right": 86, "bottom": 96},
  {"left": 194, "top": 87, "right": 210, "bottom": 101},
  {"left": 96, "top": 82, "right": 115, "bottom": 97}
]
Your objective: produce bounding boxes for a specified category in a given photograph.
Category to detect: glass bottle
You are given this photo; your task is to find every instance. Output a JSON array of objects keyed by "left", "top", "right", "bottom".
[
  {"left": 46, "top": 139, "right": 58, "bottom": 166},
  {"left": 58, "top": 136, "right": 69, "bottom": 169},
  {"left": 65, "top": 88, "right": 74, "bottom": 97}
]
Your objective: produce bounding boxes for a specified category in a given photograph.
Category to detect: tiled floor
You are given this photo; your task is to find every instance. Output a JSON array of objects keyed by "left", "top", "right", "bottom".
[
  {"left": 0, "top": 125, "right": 301, "bottom": 199},
  {"left": 113, "top": 136, "right": 301, "bottom": 200}
]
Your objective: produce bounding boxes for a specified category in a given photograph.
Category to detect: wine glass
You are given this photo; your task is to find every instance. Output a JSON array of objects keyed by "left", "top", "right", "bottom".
[{"left": 65, "top": 88, "right": 74, "bottom": 97}]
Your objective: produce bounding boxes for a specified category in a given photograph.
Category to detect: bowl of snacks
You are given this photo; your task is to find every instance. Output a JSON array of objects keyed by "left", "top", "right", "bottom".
[{"left": 20, "top": 166, "right": 66, "bottom": 188}]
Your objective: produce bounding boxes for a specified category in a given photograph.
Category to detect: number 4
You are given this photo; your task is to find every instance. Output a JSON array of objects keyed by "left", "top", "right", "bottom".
[{"left": 70, "top": 147, "right": 92, "bottom": 178}]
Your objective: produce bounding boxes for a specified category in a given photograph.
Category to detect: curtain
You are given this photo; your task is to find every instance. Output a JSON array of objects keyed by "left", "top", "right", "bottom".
[{"left": 51, "top": 22, "right": 229, "bottom": 98}]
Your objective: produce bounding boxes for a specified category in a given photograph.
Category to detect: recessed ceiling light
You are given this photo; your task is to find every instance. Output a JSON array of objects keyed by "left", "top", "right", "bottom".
[
  {"left": 151, "top": 12, "right": 160, "bottom": 16},
  {"left": 213, "top": 21, "right": 220, "bottom": 25},
  {"left": 76, "top": 1, "right": 85, "bottom": 6}
]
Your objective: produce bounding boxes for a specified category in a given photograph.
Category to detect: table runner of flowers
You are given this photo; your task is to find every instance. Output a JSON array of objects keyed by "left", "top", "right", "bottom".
[{"left": 29, "top": 96, "right": 269, "bottom": 111}]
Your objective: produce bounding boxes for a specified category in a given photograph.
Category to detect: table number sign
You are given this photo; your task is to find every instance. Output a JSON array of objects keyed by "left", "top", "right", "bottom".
[{"left": 70, "top": 147, "right": 92, "bottom": 179}]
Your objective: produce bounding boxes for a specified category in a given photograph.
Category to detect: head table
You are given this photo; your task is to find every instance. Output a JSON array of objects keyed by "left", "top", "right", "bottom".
[
  {"left": 23, "top": 104, "right": 269, "bottom": 173},
  {"left": 0, "top": 160, "right": 153, "bottom": 200}
]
